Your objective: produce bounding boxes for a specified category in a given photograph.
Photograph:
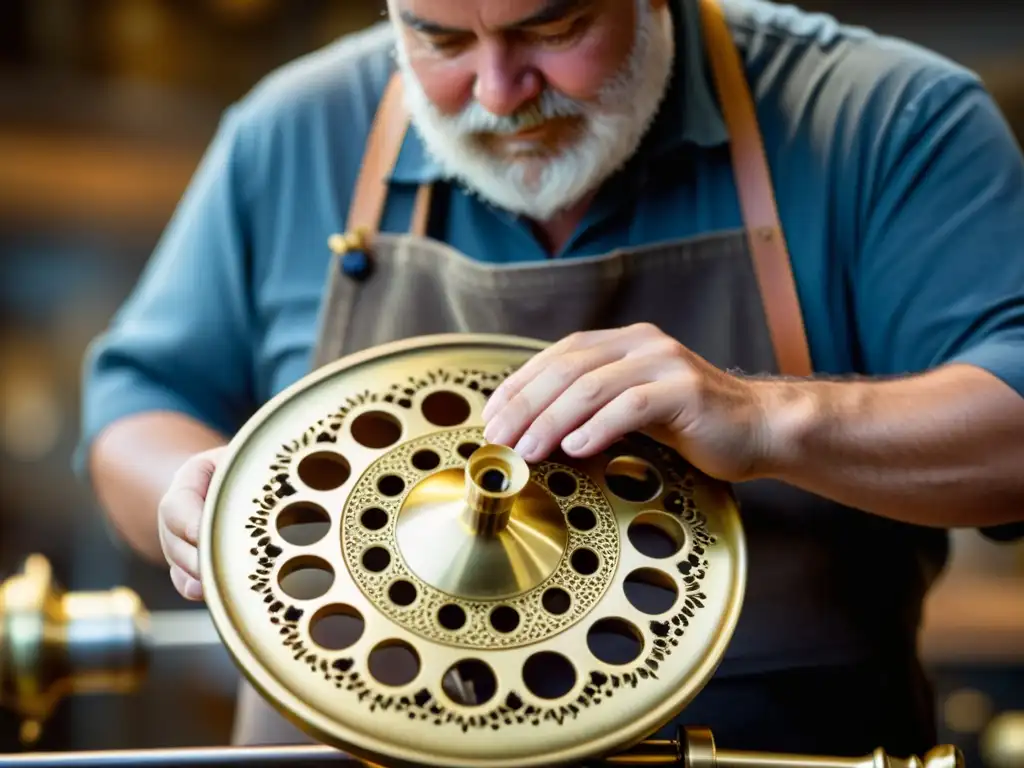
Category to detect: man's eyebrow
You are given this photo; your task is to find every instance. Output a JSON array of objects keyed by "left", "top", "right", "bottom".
[
  {"left": 510, "top": 0, "right": 593, "bottom": 29},
  {"left": 399, "top": 0, "right": 592, "bottom": 36},
  {"left": 398, "top": 11, "right": 464, "bottom": 37}
]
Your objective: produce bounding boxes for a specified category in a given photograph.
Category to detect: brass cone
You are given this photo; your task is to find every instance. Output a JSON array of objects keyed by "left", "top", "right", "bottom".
[{"left": 395, "top": 444, "right": 568, "bottom": 600}]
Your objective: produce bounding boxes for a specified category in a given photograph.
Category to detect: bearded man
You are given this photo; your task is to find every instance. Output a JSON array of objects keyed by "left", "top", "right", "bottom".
[{"left": 78, "top": 0, "right": 1024, "bottom": 758}]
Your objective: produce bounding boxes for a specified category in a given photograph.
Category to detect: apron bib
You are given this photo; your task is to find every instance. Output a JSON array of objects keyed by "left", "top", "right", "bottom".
[{"left": 232, "top": 0, "right": 940, "bottom": 756}]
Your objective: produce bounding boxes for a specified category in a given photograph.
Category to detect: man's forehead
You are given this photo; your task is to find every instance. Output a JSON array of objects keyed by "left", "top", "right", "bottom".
[{"left": 391, "top": 0, "right": 596, "bottom": 32}]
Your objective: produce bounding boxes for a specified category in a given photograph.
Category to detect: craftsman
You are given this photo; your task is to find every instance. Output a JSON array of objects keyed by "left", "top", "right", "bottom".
[{"left": 76, "top": 0, "right": 1024, "bottom": 759}]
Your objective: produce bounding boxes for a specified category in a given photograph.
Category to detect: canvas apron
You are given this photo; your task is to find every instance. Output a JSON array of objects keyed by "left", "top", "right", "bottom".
[{"left": 232, "top": 0, "right": 940, "bottom": 757}]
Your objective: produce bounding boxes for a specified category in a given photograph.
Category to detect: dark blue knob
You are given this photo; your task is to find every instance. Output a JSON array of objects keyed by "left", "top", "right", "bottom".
[{"left": 340, "top": 250, "right": 372, "bottom": 281}]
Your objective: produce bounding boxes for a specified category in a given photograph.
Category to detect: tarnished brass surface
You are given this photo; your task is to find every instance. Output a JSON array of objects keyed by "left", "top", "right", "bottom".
[
  {"left": 200, "top": 334, "right": 747, "bottom": 768},
  {"left": 0, "top": 555, "right": 149, "bottom": 744}
]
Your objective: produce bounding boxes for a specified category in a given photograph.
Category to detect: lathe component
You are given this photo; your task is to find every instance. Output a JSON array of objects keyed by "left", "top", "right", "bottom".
[
  {"left": 678, "top": 728, "right": 963, "bottom": 768},
  {"left": 0, "top": 555, "right": 150, "bottom": 744},
  {"left": 0, "top": 727, "right": 964, "bottom": 767},
  {"left": 201, "top": 334, "right": 747, "bottom": 768}
]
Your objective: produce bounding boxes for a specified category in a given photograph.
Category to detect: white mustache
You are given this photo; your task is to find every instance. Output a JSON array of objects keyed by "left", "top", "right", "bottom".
[{"left": 449, "top": 88, "right": 588, "bottom": 135}]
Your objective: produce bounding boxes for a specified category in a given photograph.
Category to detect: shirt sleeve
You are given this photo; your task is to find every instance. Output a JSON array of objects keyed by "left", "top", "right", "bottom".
[
  {"left": 73, "top": 105, "right": 258, "bottom": 481},
  {"left": 853, "top": 71, "right": 1024, "bottom": 541},
  {"left": 855, "top": 72, "right": 1024, "bottom": 396}
]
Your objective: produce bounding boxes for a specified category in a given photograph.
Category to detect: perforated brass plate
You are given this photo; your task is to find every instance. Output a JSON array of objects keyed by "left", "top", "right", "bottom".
[{"left": 201, "top": 334, "right": 746, "bottom": 768}]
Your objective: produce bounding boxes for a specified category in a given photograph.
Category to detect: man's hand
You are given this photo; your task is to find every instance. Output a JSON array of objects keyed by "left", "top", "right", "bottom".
[
  {"left": 481, "top": 324, "right": 775, "bottom": 482},
  {"left": 157, "top": 446, "right": 228, "bottom": 601},
  {"left": 479, "top": 324, "right": 1024, "bottom": 529}
]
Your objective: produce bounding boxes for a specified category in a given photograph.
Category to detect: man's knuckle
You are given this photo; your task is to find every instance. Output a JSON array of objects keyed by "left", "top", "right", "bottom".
[
  {"left": 532, "top": 409, "right": 560, "bottom": 435},
  {"left": 562, "top": 331, "right": 587, "bottom": 350},
  {"left": 652, "top": 337, "right": 681, "bottom": 358},
  {"left": 632, "top": 321, "right": 660, "bottom": 338},
  {"left": 185, "top": 515, "right": 202, "bottom": 546},
  {"left": 574, "top": 374, "right": 604, "bottom": 403},
  {"left": 168, "top": 534, "right": 199, "bottom": 576},
  {"left": 548, "top": 357, "right": 582, "bottom": 386},
  {"left": 621, "top": 388, "right": 651, "bottom": 415},
  {"left": 505, "top": 392, "right": 533, "bottom": 421},
  {"left": 163, "top": 535, "right": 183, "bottom": 566},
  {"left": 162, "top": 485, "right": 189, "bottom": 513}
]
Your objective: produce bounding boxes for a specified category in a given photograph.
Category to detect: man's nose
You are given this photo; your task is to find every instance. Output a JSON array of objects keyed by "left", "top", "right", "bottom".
[{"left": 473, "top": 48, "right": 543, "bottom": 116}]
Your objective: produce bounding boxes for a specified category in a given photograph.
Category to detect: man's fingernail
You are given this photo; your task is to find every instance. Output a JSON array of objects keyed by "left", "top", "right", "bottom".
[
  {"left": 186, "top": 579, "right": 203, "bottom": 600},
  {"left": 563, "top": 432, "right": 587, "bottom": 453},
  {"left": 514, "top": 434, "right": 537, "bottom": 459}
]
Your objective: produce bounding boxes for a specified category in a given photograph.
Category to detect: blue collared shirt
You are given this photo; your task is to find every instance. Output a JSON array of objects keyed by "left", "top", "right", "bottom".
[{"left": 77, "top": 0, "right": 1024, "bottom": 476}]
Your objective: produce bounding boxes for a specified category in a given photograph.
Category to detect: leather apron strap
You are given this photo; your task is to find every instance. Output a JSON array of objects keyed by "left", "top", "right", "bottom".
[
  {"left": 346, "top": 75, "right": 433, "bottom": 239},
  {"left": 343, "top": 0, "right": 812, "bottom": 377},
  {"left": 699, "top": 0, "right": 812, "bottom": 377}
]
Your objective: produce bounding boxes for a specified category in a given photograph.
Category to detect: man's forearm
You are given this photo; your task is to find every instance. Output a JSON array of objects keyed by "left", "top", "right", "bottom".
[
  {"left": 757, "top": 363, "right": 1024, "bottom": 528},
  {"left": 90, "top": 412, "right": 228, "bottom": 564}
]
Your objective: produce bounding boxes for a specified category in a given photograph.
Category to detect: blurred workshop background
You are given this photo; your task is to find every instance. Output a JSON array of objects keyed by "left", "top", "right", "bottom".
[{"left": 0, "top": 0, "right": 1021, "bottom": 765}]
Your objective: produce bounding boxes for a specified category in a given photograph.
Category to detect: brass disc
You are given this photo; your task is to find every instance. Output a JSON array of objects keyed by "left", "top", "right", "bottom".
[{"left": 201, "top": 334, "right": 746, "bottom": 768}]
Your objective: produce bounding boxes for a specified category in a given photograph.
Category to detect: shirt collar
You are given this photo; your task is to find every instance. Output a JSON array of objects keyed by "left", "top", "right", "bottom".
[{"left": 390, "top": 0, "right": 728, "bottom": 185}]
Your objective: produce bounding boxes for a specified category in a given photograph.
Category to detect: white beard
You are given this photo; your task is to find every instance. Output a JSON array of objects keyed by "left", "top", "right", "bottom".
[{"left": 393, "top": 0, "right": 676, "bottom": 221}]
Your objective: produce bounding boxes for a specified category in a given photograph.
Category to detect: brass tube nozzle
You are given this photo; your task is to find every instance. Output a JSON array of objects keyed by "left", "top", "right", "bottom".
[{"left": 463, "top": 444, "right": 530, "bottom": 536}]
